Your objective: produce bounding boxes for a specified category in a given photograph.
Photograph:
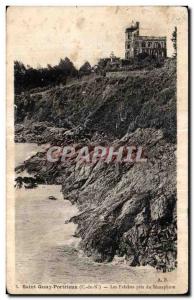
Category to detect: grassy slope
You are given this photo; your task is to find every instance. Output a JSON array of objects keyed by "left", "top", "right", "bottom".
[{"left": 15, "top": 59, "right": 176, "bottom": 143}]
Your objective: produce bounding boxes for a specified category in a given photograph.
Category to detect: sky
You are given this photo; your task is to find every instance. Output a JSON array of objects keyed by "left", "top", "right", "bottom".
[{"left": 7, "top": 6, "right": 180, "bottom": 68}]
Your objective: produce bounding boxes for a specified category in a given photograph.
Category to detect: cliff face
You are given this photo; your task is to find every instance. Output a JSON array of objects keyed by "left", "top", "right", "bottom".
[
  {"left": 62, "top": 128, "right": 176, "bottom": 271},
  {"left": 15, "top": 59, "right": 177, "bottom": 272}
]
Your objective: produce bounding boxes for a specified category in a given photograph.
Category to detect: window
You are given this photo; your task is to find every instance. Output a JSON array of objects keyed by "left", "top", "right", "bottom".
[
  {"left": 135, "top": 41, "right": 139, "bottom": 47},
  {"left": 142, "top": 42, "right": 146, "bottom": 48},
  {"left": 134, "top": 49, "right": 138, "bottom": 55}
]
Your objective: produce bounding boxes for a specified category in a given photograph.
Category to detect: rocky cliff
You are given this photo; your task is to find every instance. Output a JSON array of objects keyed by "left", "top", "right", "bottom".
[{"left": 15, "top": 59, "right": 177, "bottom": 272}]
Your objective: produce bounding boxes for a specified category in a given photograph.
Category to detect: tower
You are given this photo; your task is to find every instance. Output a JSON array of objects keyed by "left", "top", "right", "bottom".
[{"left": 125, "top": 21, "right": 139, "bottom": 59}]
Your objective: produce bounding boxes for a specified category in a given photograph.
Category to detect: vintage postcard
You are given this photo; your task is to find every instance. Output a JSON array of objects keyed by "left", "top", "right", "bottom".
[{"left": 6, "top": 6, "right": 188, "bottom": 295}]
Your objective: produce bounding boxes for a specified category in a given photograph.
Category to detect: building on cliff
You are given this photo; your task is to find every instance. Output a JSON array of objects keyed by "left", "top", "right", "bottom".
[{"left": 125, "top": 21, "right": 167, "bottom": 59}]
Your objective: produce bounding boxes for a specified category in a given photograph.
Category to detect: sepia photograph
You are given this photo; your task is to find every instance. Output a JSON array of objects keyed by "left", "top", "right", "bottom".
[{"left": 6, "top": 6, "right": 188, "bottom": 295}]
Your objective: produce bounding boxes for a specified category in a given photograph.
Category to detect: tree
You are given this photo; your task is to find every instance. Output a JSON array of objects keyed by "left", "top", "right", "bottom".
[
  {"left": 79, "top": 61, "right": 92, "bottom": 76},
  {"left": 14, "top": 61, "right": 26, "bottom": 74},
  {"left": 14, "top": 57, "right": 78, "bottom": 93},
  {"left": 58, "top": 57, "right": 77, "bottom": 76},
  {"left": 171, "top": 27, "right": 177, "bottom": 58},
  {"left": 14, "top": 61, "right": 27, "bottom": 93}
]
